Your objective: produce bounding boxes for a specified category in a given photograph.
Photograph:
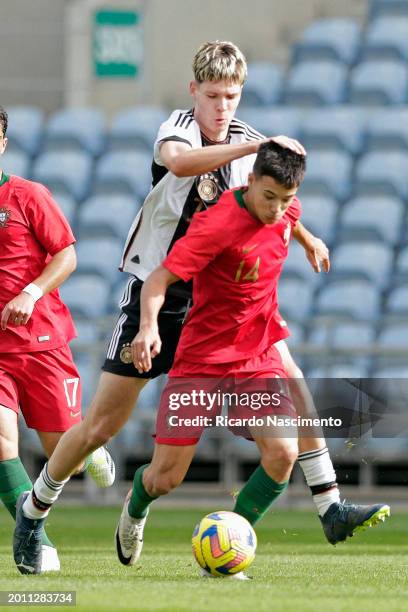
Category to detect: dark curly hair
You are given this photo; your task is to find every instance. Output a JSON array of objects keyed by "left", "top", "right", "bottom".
[
  {"left": 253, "top": 141, "right": 306, "bottom": 188},
  {"left": 0, "top": 106, "right": 8, "bottom": 138}
]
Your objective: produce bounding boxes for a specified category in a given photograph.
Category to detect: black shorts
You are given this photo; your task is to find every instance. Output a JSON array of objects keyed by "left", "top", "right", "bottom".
[{"left": 102, "top": 276, "right": 190, "bottom": 379}]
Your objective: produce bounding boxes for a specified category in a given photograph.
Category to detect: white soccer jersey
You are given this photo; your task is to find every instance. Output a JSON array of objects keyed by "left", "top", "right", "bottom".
[{"left": 120, "top": 109, "right": 263, "bottom": 280}]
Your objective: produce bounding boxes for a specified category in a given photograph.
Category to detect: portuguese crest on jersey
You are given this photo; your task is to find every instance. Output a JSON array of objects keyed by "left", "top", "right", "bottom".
[{"left": 0, "top": 207, "right": 11, "bottom": 228}]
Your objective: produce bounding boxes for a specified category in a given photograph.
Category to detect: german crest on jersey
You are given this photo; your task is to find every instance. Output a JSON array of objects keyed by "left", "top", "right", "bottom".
[
  {"left": 196, "top": 173, "right": 221, "bottom": 206},
  {"left": 0, "top": 207, "right": 10, "bottom": 228},
  {"left": 119, "top": 342, "right": 133, "bottom": 364}
]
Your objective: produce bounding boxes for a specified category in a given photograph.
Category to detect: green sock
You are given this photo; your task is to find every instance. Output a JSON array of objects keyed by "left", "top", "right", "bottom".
[
  {"left": 128, "top": 465, "right": 157, "bottom": 519},
  {"left": 233, "top": 464, "right": 288, "bottom": 525},
  {"left": 0, "top": 458, "right": 55, "bottom": 548}
]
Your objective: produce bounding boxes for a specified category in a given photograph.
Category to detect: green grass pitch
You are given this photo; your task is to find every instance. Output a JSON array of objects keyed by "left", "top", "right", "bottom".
[{"left": 0, "top": 505, "right": 407, "bottom": 611}]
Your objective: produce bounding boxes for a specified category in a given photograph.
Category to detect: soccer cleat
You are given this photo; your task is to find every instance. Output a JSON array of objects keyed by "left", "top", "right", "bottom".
[
  {"left": 40, "top": 545, "right": 60, "bottom": 573},
  {"left": 115, "top": 492, "right": 148, "bottom": 566},
  {"left": 13, "top": 492, "right": 45, "bottom": 574},
  {"left": 320, "top": 501, "right": 391, "bottom": 545},
  {"left": 86, "top": 446, "right": 116, "bottom": 488},
  {"left": 200, "top": 568, "right": 251, "bottom": 580}
]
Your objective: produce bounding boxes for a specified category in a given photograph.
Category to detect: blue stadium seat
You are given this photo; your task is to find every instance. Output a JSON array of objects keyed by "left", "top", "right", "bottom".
[
  {"left": 283, "top": 242, "right": 321, "bottom": 287},
  {"left": 292, "top": 18, "right": 361, "bottom": 65},
  {"left": 300, "top": 106, "right": 366, "bottom": 156},
  {"left": 363, "top": 17, "right": 408, "bottom": 62},
  {"left": 331, "top": 241, "right": 393, "bottom": 287},
  {"left": 339, "top": 196, "right": 402, "bottom": 245},
  {"left": 53, "top": 192, "right": 78, "bottom": 229},
  {"left": 278, "top": 278, "right": 313, "bottom": 322},
  {"left": 285, "top": 321, "right": 305, "bottom": 346},
  {"left": 299, "top": 150, "right": 352, "bottom": 201},
  {"left": 240, "top": 62, "right": 283, "bottom": 106},
  {"left": 299, "top": 195, "right": 337, "bottom": 244},
  {"left": 32, "top": 150, "right": 92, "bottom": 202},
  {"left": 236, "top": 107, "right": 302, "bottom": 139},
  {"left": 370, "top": 0, "right": 408, "bottom": 20},
  {"left": 5, "top": 106, "right": 44, "bottom": 156},
  {"left": 43, "top": 108, "right": 106, "bottom": 156},
  {"left": 355, "top": 151, "right": 408, "bottom": 199},
  {"left": 78, "top": 195, "right": 140, "bottom": 240},
  {"left": 59, "top": 274, "right": 110, "bottom": 318},
  {"left": 284, "top": 60, "right": 348, "bottom": 105},
  {"left": 94, "top": 150, "right": 152, "bottom": 200},
  {"left": 315, "top": 280, "right": 380, "bottom": 320},
  {"left": 110, "top": 106, "right": 168, "bottom": 152},
  {"left": 307, "top": 363, "right": 370, "bottom": 377},
  {"left": 2, "top": 150, "right": 30, "bottom": 178},
  {"left": 377, "top": 322, "right": 408, "bottom": 346},
  {"left": 365, "top": 107, "right": 408, "bottom": 152},
  {"left": 386, "top": 285, "right": 408, "bottom": 315},
  {"left": 349, "top": 60, "right": 408, "bottom": 105},
  {"left": 76, "top": 237, "right": 123, "bottom": 283},
  {"left": 308, "top": 321, "right": 376, "bottom": 349},
  {"left": 395, "top": 246, "right": 408, "bottom": 275}
]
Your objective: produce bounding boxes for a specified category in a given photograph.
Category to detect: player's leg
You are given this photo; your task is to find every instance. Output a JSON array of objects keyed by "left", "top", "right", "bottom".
[
  {"left": 116, "top": 442, "right": 197, "bottom": 565},
  {"left": 233, "top": 430, "right": 298, "bottom": 525},
  {"left": 275, "top": 339, "right": 390, "bottom": 542},
  {"left": 0, "top": 364, "right": 62, "bottom": 572}
]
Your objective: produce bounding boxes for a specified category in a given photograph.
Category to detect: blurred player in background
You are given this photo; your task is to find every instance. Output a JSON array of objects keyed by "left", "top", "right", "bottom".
[
  {"left": 0, "top": 106, "right": 115, "bottom": 574},
  {"left": 13, "top": 42, "right": 388, "bottom": 574}
]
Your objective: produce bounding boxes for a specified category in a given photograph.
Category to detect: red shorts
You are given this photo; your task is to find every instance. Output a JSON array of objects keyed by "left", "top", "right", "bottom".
[
  {"left": 156, "top": 345, "right": 294, "bottom": 445},
  {"left": 0, "top": 345, "right": 82, "bottom": 431}
]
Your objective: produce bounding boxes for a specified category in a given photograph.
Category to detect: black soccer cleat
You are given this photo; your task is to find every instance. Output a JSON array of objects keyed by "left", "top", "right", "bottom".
[{"left": 320, "top": 501, "right": 390, "bottom": 545}]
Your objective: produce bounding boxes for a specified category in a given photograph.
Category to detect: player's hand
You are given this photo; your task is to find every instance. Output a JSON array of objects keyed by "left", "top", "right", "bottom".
[
  {"left": 1, "top": 292, "right": 36, "bottom": 330},
  {"left": 268, "top": 135, "right": 306, "bottom": 156},
  {"left": 131, "top": 326, "right": 162, "bottom": 373},
  {"left": 305, "top": 238, "right": 330, "bottom": 273}
]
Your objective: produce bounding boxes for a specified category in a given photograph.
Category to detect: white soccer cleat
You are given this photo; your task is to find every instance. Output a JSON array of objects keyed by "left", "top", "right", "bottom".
[
  {"left": 40, "top": 545, "right": 60, "bottom": 573},
  {"left": 115, "top": 492, "right": 148, "bottom": 566},
  {"left": 86, "top": 446, "right": 115, "bottom": 488},
  {"left": 200, "top": 568, "right": 251, "bottom": 581}
]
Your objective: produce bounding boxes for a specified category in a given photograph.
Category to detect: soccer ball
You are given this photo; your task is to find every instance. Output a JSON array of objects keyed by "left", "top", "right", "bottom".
[{"left": 191, "top": 511, "right": 257, "bottom": 577}]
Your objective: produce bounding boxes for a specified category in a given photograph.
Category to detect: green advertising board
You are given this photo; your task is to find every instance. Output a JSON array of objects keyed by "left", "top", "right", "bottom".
[{"left": 93, "top": 9, "right": 142, "bottom": 78}]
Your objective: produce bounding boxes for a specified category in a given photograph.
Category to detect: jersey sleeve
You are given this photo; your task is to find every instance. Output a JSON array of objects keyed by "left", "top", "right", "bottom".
[
  {"left": 285, "top": 196, "right": 302, "bottom": 228},
  {"left": 153, "top": 110, "right": 198, "bottom": 166},
  {"left": 163, "top": 197, "right": 234, "bottom": 282},
  {"left": 21, "top": 182, "right": 76, "bottom": 255}
]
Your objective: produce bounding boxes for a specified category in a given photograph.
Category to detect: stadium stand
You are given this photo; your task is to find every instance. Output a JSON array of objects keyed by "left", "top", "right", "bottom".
[
  {"left": 93, "top": 150, "right": 152, "bottom": 200},
  {"left": 355, "top": 151, "right": 408, "bottom": 199},
  {"left": 43, "top": 107, "right": 106, "bottom": 156},
  {"left": 292, "top": 18, "right": 361, "bottom": 65},
  {"left": 363, "top": 16, "right": 408, "bottom": 62},
  {"left": 110, "top": 106, "right": 168, "bottom": 152},
  {"left": 32, "top": 150, "right": 92, "bottom": 202},
  {"left": 78, "top": 194, "right": 140, "bottom": 240},
  {"left": 339, "top": 196, "right": 403, "bottom": 245},
  {"left": 349, "top": 59, "right": 408, "bottom": 104},
  {"left": 284, "top": 60, "right": 348, "bottom": 105},
  {"left": 240, "top": 62, "right": 283, "bottom": 106},
  {"left": 2, "top": 149, "right": 30, "bottom": 178},
  {"left": 300, "top": 106, "right": 367, "bottom": 156},
  {"left": 365, "top": 107, "right": 408, "bottom": 151},
  {"left": 5, "top": 106, "right": 44, "bottom": 156}
]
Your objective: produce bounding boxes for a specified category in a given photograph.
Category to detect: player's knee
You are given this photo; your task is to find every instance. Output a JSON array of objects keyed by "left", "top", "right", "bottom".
[
  {"left": 0, "top": 435, "right": 18, "bottom": 460},
  {"left": 84, "top": 423, "right": 112, "bottom": 450},
  {"left": 263, "top": 440, "right": 298, "bottom": 472}
]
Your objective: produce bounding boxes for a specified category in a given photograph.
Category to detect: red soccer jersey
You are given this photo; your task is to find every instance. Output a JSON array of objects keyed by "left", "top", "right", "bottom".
[
  {"left": 0, "top": 174, "right": 76, "bottom": 353},
  {"left": 163, "top": 187, "right": 301, "bottom": 363}
]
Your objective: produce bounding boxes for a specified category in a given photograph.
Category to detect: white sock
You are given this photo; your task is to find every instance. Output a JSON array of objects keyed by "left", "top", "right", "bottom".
[
  {"left": 298, "top": 447, "right": 340, "bottom": 516},
  {"left": 22, "top": 463, "right": 70, "bottom": 520}
]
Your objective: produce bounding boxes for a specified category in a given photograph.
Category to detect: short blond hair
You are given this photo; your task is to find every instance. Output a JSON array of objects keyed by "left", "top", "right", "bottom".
[{"left": 192, "top": 41, "right": 247, "bottom": 85}]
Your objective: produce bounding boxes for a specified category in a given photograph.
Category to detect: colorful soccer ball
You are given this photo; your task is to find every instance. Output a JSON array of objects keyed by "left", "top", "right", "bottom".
[{"left": 191, "top": 511, "right": 257, "bottom": 577}]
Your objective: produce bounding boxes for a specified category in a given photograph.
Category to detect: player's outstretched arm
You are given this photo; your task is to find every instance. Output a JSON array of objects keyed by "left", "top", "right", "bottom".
[
  {"left": 292, "top": 221, "right": 330, "bottom": 273},
  {"left": 0, "top": 244, "right": 76, "bottom": 330},
  {"left": 160, "top": 136, "right": 305, "bottom": 178},
  {"left": 132, "top": 266, "right": 181, "bottom": 373}
]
